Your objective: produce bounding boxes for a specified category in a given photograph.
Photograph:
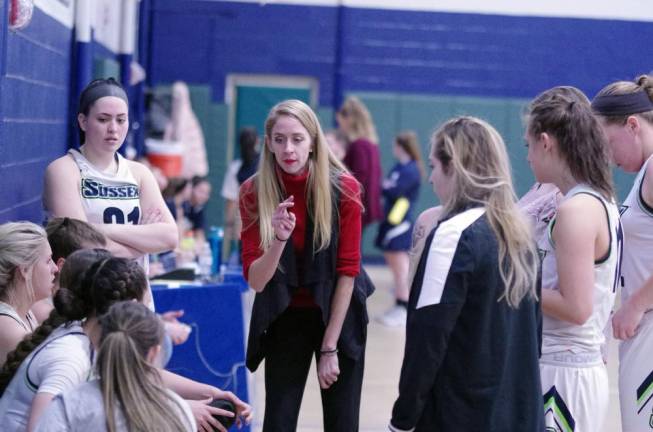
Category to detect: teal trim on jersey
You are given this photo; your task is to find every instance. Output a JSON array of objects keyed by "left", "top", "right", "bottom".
[
  {"left": 543, "top": 395, "right": 574, "bottom": 432},
  {"left": 636, "top": 369, "right": 653, "bottom": 410}
]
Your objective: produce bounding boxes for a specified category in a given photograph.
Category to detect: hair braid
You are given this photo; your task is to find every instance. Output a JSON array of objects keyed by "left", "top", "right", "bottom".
[
  {"left": 0, "top": 309, "right": 66, "bottom": 395},
  {"left": 0, "top": 249, "right": 114, "bottom": 394}
]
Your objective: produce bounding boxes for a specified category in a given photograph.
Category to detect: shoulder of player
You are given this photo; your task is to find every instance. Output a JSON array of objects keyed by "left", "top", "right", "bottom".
[
  {"left": 46, "top": 153, "right": 77, "bottom": 174},
  {"left": 554, "top": 194, "right": 605, "bottom": 234},
  {"left": 125, "top": 159, "right": 155, "bottom": 184},
  {"left": 416, "top": 206, "right": 442, "bottom": 229},
  {"left": 45, "top": 154, "right": 80, "bottom": 185}
]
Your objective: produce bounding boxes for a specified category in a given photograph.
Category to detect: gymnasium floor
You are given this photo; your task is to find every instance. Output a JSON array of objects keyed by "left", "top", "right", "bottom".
[{"left": 250, "top": 265, "right": 622, "bottom": 432}]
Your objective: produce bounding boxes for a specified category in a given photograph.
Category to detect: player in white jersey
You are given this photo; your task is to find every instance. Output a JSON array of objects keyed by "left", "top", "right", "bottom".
[
  {"left": 593, "top": 75, "right": 653, "bottom": 431},
  {"left": 43, "top": 78, "right": 178, "bottom": 309},
  {"left": 526, "top": 86, "right": 621, "bottom": 432}
]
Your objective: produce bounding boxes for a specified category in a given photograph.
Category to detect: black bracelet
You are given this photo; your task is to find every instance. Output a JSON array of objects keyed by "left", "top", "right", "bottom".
[
  {"left": 320, "top": 348, "right": 338, "bottom": 355},
  {"left": 275, "top": 233, "right": 289, "bottom": 242}
]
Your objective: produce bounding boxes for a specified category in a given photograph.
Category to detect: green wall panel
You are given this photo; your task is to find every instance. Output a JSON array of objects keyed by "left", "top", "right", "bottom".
[
  {"left": 147, "top": 85, "right": 634, "bottom": 261},
  {"left": 316, "top": 107, "right": 334, "bottom": 132},
  {"left": 93, "top": 57, "right": 121, "bottom": 80}
]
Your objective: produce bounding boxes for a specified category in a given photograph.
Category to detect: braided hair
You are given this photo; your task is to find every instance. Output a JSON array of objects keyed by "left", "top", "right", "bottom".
[{"left": 0, "top": 250, "right": 147, "bottom": 395}]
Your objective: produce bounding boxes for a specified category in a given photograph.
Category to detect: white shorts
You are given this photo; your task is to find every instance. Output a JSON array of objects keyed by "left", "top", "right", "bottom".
[
  {"left": 619, "top": 314, "right": 653, "bottom": 432},
  {"left": 540, "top": 352, "right": 609, "bottom": 432}
]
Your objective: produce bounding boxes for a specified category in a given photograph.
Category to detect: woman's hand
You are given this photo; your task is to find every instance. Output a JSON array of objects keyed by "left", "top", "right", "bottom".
[
  {"left": 209, "top": 388, "right": 253, "bottom": 428},
  {"left": 272, "top": 196, "right": 296, "bottom": 241},
  {"left": 612, "top": 299, "right": 646, "bottom": 340},
  {"left": 317, "top": 352, "right": 340, "bottom": 389},
  {"left": 186, "top": 398, "right": 229, "bottom": 432}
]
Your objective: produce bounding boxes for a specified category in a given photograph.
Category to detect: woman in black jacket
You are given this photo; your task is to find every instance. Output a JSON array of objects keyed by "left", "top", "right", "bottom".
[{"left": 390, "top": 116, "right": 544, "bottom": 432}]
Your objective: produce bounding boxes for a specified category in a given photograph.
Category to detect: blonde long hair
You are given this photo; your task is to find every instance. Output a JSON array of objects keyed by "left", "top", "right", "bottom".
[
  {"left": 98, "top": 301, "right": 192, "bottom": 432},
  {"left": 249, "top": 99, "right": 359, "bottom": 252},
  {"left": 0, "top": 222, "right": 48, "bottom": 305},
  {"left": 432, "top": 116, "right": 538, "bottom": 307},
  {"left": 338, "top": 96, "right": 379, "bottom": 144}
]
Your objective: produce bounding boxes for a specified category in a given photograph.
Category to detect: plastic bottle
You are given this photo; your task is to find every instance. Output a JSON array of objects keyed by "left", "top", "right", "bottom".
[
  {"left": 197, "top": 241, "right": 213, "bottom": 281},
  {"left": 207, "top": 226, "right": 224, "bottom": 276}
]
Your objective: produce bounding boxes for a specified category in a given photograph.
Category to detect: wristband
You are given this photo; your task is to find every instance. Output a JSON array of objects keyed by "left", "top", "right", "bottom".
[{"left": 275, "top": 233, "right": 289, "bottom": 242}]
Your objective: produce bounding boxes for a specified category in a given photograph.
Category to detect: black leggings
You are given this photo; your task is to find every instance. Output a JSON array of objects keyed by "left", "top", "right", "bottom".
[{"left": 262, "top": 307, "right": 365, "bottom": 432}]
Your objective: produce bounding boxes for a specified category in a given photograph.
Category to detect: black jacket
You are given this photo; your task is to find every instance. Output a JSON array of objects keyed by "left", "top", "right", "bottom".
[
  {"left": 246, "top": 198, "right": 374, "bottom": 372},
  {"left": 391, "top": 208, "right": 544, "bottom": 432}
]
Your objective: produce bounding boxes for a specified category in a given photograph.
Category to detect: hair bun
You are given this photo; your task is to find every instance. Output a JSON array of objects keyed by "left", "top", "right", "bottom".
[{"left": 53, "top": 287, "right": 88, "bottom": 321}]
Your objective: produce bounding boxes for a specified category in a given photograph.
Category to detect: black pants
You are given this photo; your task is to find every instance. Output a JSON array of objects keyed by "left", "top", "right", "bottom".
[{"left": 262, "top": 307, "right": 365, "bottom": 432}]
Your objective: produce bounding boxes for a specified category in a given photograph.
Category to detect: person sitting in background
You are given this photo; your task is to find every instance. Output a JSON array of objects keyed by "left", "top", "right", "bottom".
[
  {"left": 183, "top": 175, "right": 212, "bottom": 242},
  {"left": 34, "top": 301, "right": 196, "bottom": 432},
  {"left": 221, "top": 127, "right": 261, "bottom": 261},
  {"left": 162, "top": 177, "right": 193, "bottom": 236},
  {"left": 0, "top": 222, "right": 58, "bottom": 364}
]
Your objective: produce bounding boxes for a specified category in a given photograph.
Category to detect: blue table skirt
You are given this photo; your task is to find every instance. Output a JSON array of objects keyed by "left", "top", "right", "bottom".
[{"left": 153, "top": 282, "right": 250, "bottom": 431}]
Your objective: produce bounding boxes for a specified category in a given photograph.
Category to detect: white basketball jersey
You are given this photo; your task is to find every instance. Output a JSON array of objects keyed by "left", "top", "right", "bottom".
[
  {"left": 540, "top": 184, "right": 622, "bottom": 355},
  {"left": 69, "top": 149, "right": 154, "bottom": 310},
  {"left": 620, "top": 155, "right": 653, "bottom": 305},
  {"left": 69, "top": 149, "right": 141, "bottom": 225}
]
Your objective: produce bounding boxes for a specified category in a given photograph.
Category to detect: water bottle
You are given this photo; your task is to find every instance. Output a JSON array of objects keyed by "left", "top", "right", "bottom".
[
  {"left": 207, "top": 226, "right": 223, "bottom": 276},
  {"left": 197, "top": 241, "right": 213, "bottom": 281}
]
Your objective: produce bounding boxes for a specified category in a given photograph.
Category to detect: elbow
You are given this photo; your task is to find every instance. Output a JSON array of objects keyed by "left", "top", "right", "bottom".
[
  {"left": 248, "top": 279, "right": 265, "bottom": 293},
  {"left": 165, "top": 226, "right": 179, "bottom": 250},
  {"left": 569, "top": 306, "right": 593, "bottom": 326}
]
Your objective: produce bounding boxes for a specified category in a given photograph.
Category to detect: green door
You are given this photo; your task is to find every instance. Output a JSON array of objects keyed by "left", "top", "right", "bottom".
[{"left": 234, "top": 85, "right": 311, "bottom": 151}]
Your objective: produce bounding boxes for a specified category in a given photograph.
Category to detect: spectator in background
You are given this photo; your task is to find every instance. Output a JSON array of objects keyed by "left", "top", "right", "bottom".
[
  {"left": 184, "top": 176, "right": 212, "bottom": 242},
  {"left": 222, "top": 127, "right": 260, "bottom": 259},
  {"left": 0, "top": 222, "right": 57, "bottom": 364},
  {"left": 162, "top": 177, "right": 193, "bottom": 237},
  {"left": 375, "top": 131, "right": 424, "bottom": 327},
  {"left": 165, "top": 81, "right": 209, "bottom": 179},
  {"left": 337, "top": 96, "right": 383, "bottom": 231}
]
